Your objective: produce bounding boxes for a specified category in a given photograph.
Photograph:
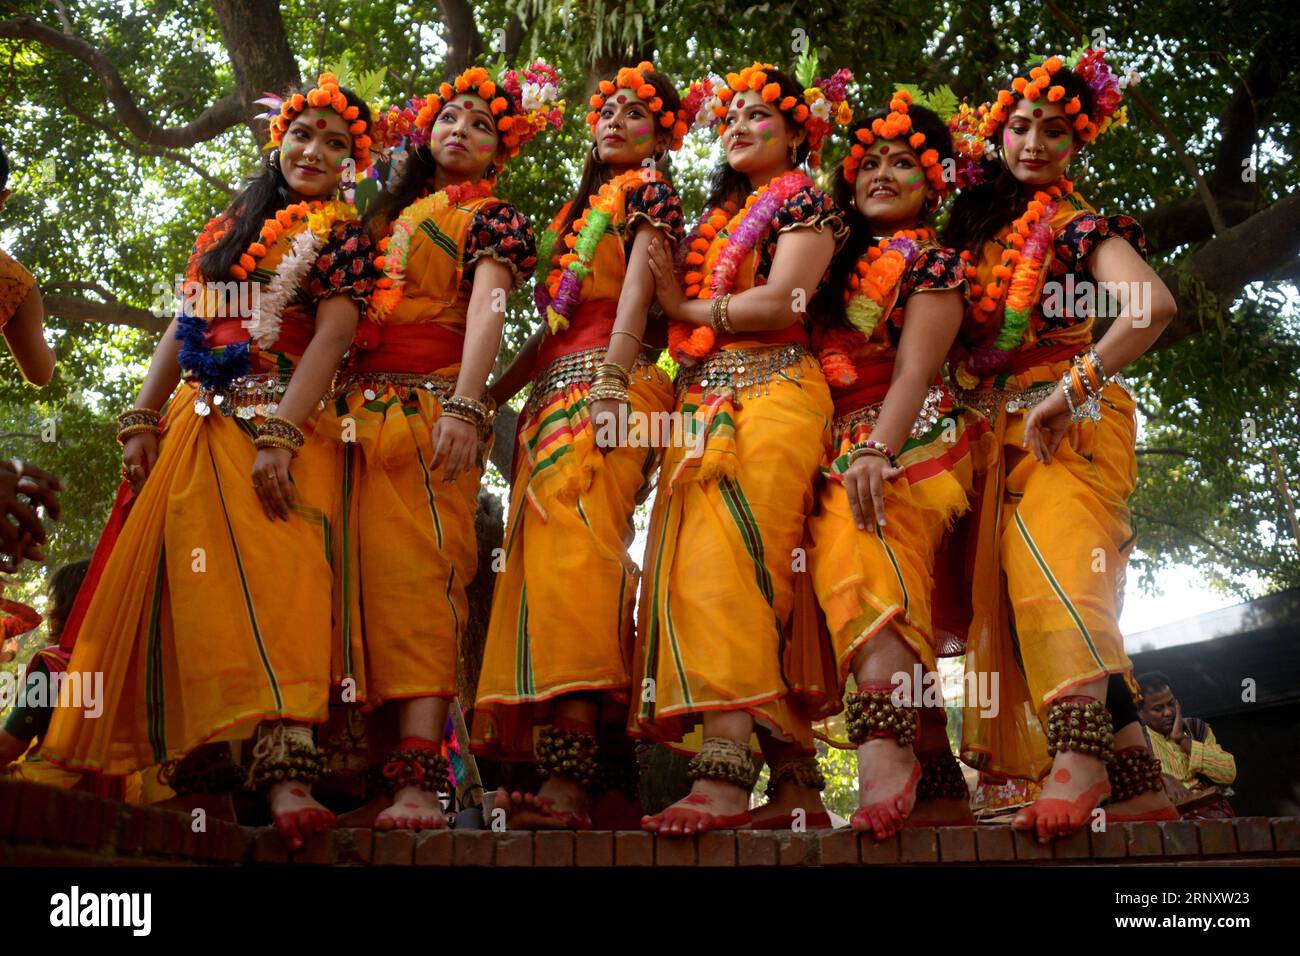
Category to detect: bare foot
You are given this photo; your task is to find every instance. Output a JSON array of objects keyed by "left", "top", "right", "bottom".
[
  {"left": 1105, "top": 788, "right": 1179, "bottom": 822},
  {"left": 749, "top": 781, "right": 830, "bottom": 830},
  {"left": 850, "top": 738, "right": 921, "bottom": 841},
  {"left": 642, "top": 779, "right": 751, "bottom": 836},
  {"left": 499, "top": 776, "right": 592, "bottom": 830},
  {"left": 269, "top": 782, "right": 336, "bottom": 850},
  {"left": 1013, "top": 751, "right": 1110, "bottom": 843},
  {"left": 375, "top": 786, "right": 447, "bottom": 830}
]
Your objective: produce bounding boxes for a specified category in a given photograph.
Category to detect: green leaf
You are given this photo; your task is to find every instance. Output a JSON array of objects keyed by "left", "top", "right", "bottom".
[
  {"left": 923, "top": 84, "right": 959, "bottom": 122},
  {"left": 794, "top": 49, "right": 818, "bottom": 89}
]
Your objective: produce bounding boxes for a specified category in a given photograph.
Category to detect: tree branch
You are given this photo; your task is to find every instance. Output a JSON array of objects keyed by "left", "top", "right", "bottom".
[
  {"left": 0, "top": 14, "right": 243, "bottom": 148},
  {"left": 1155, "top": 190, "right": 1300, "bottom": 350},
  {"left": 1132, "top": 509, "right": 1273, "bottom": 573},
  {"left": 41, "top": 293, "right": 168, "bottom": 335},
  {"left": 436, "top": 0, "right": 484, "bottom": 73},
  {"left": 64, "top": 99, "right": 234, "bottom": 195}
]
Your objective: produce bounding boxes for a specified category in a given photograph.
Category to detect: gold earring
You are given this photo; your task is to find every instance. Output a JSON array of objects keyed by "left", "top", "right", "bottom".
[{"left": 590, "top": 144, "right": 603, "bottom": 165}]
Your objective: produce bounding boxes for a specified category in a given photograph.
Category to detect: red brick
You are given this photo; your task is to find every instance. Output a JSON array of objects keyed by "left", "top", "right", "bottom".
[
  {"left": 1234, "top": 817, "right": 1273, "bottom": 853},
  {"left": 736, "top": 831, "right": 778, "bottom": 866},
  {"left": 289, "top": 828, "right": 332, "bottom": 864},
  {"left": 1089, "top": 824, "right": 1127, "bottom": 858},
  {"left": 252, "top": 826, "right": 289, "bottom": 863},
  {"left": 142, "top": 807, "right": 182, "bottom": 855},
  {"left": 372, "top": 830, "right": 417, "bottom": 865},
  {"left": 899, "top": 826, "right": 939, "bottom": 863},
  {"left": 1159, "top": 820, "right": 1199, "bottom": 856},
  {"left": 698, "top": 831, "right": 737, "bottom": 866},
  {"left": 777, "top": 832, "right": 818, "bottom": 866},
  {"left": 534, "top": 831, "right": 574, "bottom": 867},
  {"left": 493, "top": 831, "right": 534, "bottom": 867},
  {"left": 655, "top": 835, "right": 697, "bottom": 866},
  {"left": 1053, "top": 827, "right": 1091, "bottom": 859},
  {"left": 15, "top": 782, "right": 56, "bottom": 842},
  {"left": 975, "top": 826, "right": 1014, "bottom": 861},
  {"left": 1197, "top": 819, "right": 1237, "bottom": 855},
  {"left": 68, "top": 792, "right": 103, "bottom": 847},
  {"left": 1012, "top": 829, "right": 1052, "bottom": 860},
  {"left": 614, "top": 830, "right": 653, "bottom": 866},
  {"left": 862, "top": 833, "right": 900, "bottom": 865},
  {"left": 452, "top": 830, "right": 494, "bottom": 866},
  {"left": 1272, "top": 818, "right": 1300, "bottom": 852},
  {"left": 414, "top": 829, "right": 453, "bottom": 866},
  {"left": 819, "top": 829, "right": 860, "bottom": 866},
  {"left": 938, "top": 826, "right": 977, "bottom": 862},
  {"left": 1124, "top": 822, "right": 1164, "bottom": 857},
  {"left": 333, "top": 827, "right": 373, "bottom": 865},
  {"left": 0, "top": 780, "right": 22, "bottom": 838},
  {"left": 575, "top": 831, "right": 613, "bottom": 867}
]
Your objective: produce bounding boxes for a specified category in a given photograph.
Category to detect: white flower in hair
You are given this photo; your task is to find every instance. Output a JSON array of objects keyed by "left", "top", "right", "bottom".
[
  {"left": 809, "top": 97, "right": 832, "bottom": 121},
  {"left": 1118, "top": 70, "right": 1142, "bottom": 89},
  {"left": 522, "top": 81, "right": 560, "bottom": 111}
]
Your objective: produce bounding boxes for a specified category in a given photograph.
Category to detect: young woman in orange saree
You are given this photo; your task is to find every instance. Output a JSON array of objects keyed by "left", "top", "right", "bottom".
[
  {"left": 943, "top": 50, "right": 1179, "bottom": 842},
  {"left": 325, "top": 64, "right": 550, "bottom": 830},
  {"left": 633, "top": 63, "right": 850, "bottom": 835},
  {"left": 472, "top": 63, "right": 686, "bottom": 830},
  {"left": 792, "top": 92, "right": 992, "bottom": 840},
  {"left": 41, "top": 73, "right": 376, "bottom": 850}
]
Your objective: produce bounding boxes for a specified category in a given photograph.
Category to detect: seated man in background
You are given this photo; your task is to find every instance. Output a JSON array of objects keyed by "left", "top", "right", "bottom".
[{"left": 1137, "top": 671, "right": 1237, "bottom": 818}]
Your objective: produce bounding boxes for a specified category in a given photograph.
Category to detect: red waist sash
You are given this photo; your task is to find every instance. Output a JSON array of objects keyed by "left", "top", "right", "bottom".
[
  {"left": 535, "top": 299, "right": 619, "bottom": 369},
  {"left": 1000, "top": 340, "right": 1085, "bottom": 375},
  {"left": 206, "top": 308, "right": 314, "bottom": 356},
  {"left": 349, "top": 322, "right": 464, "bottom": 374}
]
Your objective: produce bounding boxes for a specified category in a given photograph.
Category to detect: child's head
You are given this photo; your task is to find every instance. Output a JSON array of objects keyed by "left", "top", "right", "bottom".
[{"left": 46, "top": 559, "right": 90, "bottom": 642}]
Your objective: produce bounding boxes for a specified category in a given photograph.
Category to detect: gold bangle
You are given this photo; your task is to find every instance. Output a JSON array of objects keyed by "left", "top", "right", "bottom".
[
  {"left": 117, "top": 407, "right": 161, "bottom": 428},
  {"left": 116, "top": 423, "right": 161, "bottom": 445},
  {"left": 253, "top": 434, "right": 300, "bottom": 457},
  {"left": 609, "top": 329, "right": 644, "bottom": 349},
  {"left": 260, "top": 415, "right": 306, "bottom": 446}
]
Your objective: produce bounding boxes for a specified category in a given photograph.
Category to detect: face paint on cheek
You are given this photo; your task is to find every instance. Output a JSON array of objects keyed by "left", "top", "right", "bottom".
[
  {"left": 904, "top": 169, "right": 925, "bottom": 192},
  {"left": 1052, "top": 136, "right": 1071, "bottom": 158},
  {"left": 629, "top": 123, "right": 653, "bottom": 146},
  {"left": 755, "top": 120, "right": 775, "bottom": 142},
  {"left": 1003, "top": 128, "right": 1016, "bottom": 152}
]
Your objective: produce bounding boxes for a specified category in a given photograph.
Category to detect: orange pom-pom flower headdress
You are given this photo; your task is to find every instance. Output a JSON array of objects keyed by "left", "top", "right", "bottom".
[
  {"left": 585, "top": 61, "right": 689, "bottom": 152},
  {"left": 258, "top": 72, "right": 374, "bottom": 171},
  {"left": 980, "top": 45, "right": 1134, "bottom": 146},
  {"left": 842, "top": 89, "right": 949, "bottom": 194},
  {"left": 693, "top": 55, "right": 852, "bottom": 168},
  {"left": 411, "top": 61, "right": 566, "bottom": 160}
]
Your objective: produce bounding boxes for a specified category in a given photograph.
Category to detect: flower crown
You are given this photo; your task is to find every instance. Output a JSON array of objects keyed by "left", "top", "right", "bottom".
[
  {"left": 698, "top": 59, "right": 852, "bottom": 168},
  {"left": 842, "top": 89, "right": 949, "bottom": 193},
  {"left": 586, "top": 61, "right": 689, "bottom": 152},
  {"left": 412, "top": 61, "right": 565, "bottom": 160},
  {"left": 257, "top": 72, "right": 374, "bottom": 170},
  {"left": 981, "top": 47, "right": 1134, "bottom": 145}
]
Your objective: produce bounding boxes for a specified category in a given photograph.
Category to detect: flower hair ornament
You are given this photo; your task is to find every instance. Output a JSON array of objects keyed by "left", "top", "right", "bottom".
[
  {"left": 586, "top": 61, "right": 690, "bottom": 151},
  {"left": 980, "top": 44, "right": 1136, "bottom": 145},
  {"left": 256, "top": 71, "right": 375, "bottom": 171},
  {"left": 700, "top": 55, "right": 852, "bottom": 167},
  {"left": 411, "top": 61, "right": 566, "bottom": 161},
  {"left": 842, "top": 87, "right": 958, "bottom": 193}
]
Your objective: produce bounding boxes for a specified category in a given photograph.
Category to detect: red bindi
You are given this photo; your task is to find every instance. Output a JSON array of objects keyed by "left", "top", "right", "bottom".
[
  {"left": 315, "top": 119, "right": 327, "bottom": 129},
  {"left": 1033, "top": 108, "right": 1043, "bottom": 118},
  {"left": 615, "top": 94, "right": 627, "bottom": 104},
  {"left": 880, "top": 145, "right": 890, "bottom": 154}
]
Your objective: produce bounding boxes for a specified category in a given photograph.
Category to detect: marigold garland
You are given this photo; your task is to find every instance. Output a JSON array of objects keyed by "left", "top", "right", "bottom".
[
  {"left": 370, "top": 180, "right": 496, "bottom": 322},
  {"left": 586, "top": 61, "right": 689, "bottom": 152},
  {"left": 668, "top": 170, "right": 811, "bottom": 362},
  {"left": 817, "top": 227, "right": 934, "bottom": 386},
  {"left": 536, "top": 168, "right": 662, "bottom": 335},
  {"left": 842, "top": 90, "right": 947, "bottom": 193},
  {"left": 980, "top": 47, "right": 1133, "bottom": 146},
  {"left": 262, "top": 72, "right": 373, "bottom": 170}
]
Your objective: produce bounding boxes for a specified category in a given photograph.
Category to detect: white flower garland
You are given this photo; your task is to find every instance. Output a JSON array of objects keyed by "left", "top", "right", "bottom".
[{"left": 244, "top": 203, "right": 349, "bottom": 348}]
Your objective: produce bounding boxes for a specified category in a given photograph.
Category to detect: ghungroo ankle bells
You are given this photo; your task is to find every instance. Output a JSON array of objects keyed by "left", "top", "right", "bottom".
[
  {"left": 916, "top": 749, "right": 970, "bottom": 802},
  {"left": 380, "top": 739, "right": 450, "bottom": 795},
  {"left": 536, "top": 726, "right": 598, "bottom": 789},
  {"left": 158, "top": 743, "right": 244, "bottom": 795},
  {"left": 765, "top": 755, "right": 826, "bottom": 797},
  {"left": 246, "top": 723, "right": 324, "bottom": 791},
  {"left": 1108, "top": 745, "right": 1166, "bottom": 802},
  {"left": 1045, "top": 696, "right": 1114, "bottom": 759},
  {"left": 687, "top": 737, "right": 758, "bottom": 792},
  {"left": 845, "top": 689, "right": 919, "bottom": 749}
]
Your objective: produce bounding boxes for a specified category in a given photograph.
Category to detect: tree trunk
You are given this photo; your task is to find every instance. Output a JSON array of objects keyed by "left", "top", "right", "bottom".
[{"left": 209, "top": 0, "right": 300, "bottom": 142}]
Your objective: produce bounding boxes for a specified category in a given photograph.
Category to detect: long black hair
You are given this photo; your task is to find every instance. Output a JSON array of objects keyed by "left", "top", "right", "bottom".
[
  {"left": 704, "top": 67, "right": 810, "bottom": 210},
  {"left": 815, "top": 103, "right": 954, "bottom": 329},
  {"left": 546, "top": 69, "right": 682, "bottom": 268},
  {"left": 198, "top": 85, "right": 373, "bottom": 283},
  {"left": 363, "top": 86, "right": 524, "bottom": 243},
  {"left": 942, "top": 65, "right": 1095, "bottom": 255},
  {"left": 46, "top": 558, "right": 90, "bottom": 641}
]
